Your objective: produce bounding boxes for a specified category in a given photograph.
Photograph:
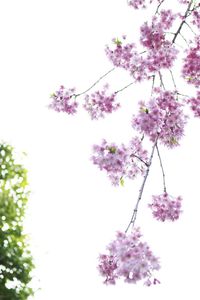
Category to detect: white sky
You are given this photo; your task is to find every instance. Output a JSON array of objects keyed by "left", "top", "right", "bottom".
[{"left": 1, "top": 0, "right": 200, "bottom": 299}]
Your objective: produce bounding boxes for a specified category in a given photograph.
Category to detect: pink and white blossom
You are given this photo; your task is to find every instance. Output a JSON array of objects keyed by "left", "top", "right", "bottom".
[
  {"left": 192, "top": 10, "right": 200, "bottom": 28},
  {"left": 83, "top": 85, "right": 120, "bottom": 119},
  {"left": 49, "top": 85, "right": 78, "bottom": 115},
  {"left": 132, "top": 89, "right": 188, "bottom": 148},
  {"left": 187, "top": 90, "right": 200, "bottom": 117},
  {"left": 105, "top": 37, "right": 137, "bottom": 71},
  {"left": 91, "top": 137, "right": 148, "bottom": 185},
  {"left": 98, "top": 228, "right": 160, "bottom": 285},
  {"left": 128, "top": 0, "right": 146, "bottom": 9},
  {"left": 146, "top": 41, "right": 178, "bottom": 72},
  {"left": 182, "top": 36, "right": 200, "bottom": 88},
  {"left": 148, "top": 193, "right": 182, "bottom": 221}
]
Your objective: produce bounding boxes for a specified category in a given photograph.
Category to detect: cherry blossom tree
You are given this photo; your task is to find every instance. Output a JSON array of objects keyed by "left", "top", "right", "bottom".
[{"left": 49, "top": 0, "right": 200, "bottom": 286}]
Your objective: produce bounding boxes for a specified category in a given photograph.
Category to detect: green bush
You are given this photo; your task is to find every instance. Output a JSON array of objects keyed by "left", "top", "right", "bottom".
[{"left": 0, "top": 143, "right": 34, "bottom": 299}]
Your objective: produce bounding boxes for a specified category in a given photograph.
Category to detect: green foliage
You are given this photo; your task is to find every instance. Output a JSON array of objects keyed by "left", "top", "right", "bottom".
[{"left": 0, "top": 143, "right": 34, "bottom": 299}]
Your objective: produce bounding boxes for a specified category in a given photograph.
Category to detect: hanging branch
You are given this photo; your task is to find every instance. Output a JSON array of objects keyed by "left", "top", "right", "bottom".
[
  {"left": 125, "top": 136, "right": 159, "bottom": 233},
  {"left": 156, "top": 144, "right": 167, "bottom": 193},
  {"left": 169, "top": 69, "right": 177, "bottom": 91},
  {"left": 184, "top": 21, "right": 197, "bottom": 35}
]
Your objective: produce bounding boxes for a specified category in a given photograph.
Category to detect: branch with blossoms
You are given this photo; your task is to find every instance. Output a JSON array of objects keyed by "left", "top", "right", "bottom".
[{"left": 49, "top": 0, "right": 200, "bottom": 287}]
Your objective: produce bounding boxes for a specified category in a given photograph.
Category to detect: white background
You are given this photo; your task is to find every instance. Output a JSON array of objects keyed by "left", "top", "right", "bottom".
[{"left": 0, "top": 0, "right": 200, "bottom": 299}]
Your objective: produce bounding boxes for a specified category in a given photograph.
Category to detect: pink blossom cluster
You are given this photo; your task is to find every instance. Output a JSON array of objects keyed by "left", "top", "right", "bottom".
[
  {"left": 146, "top": 41, "right": 178, "bottom": 72},
  {"left": 83, "top": 85, "right": 120, "bottom": 119},
  {"left": 105, "top": 36, "right": 137, "bottom": 70},
  {"left": 182, "top": 36, "right": 200, "bottom": 87},
  {"left": 140, "top": 10, "right": 176, "bottom": 49},
  {"left": 187, "top": 90, "right": 200, "bottom": 117},
  {"left": 159, "top": 9, "right": 177, "bottom": 29},
  {"left": 105, "top": 36, "right": 149, "bottom": 81},
  {"left": 106, "top": 11, "right": 178, "bottom": 82},
  {"left": 127, "top": 0, "right": 162, "bottom": 9},
  {"left": 128, "top": 0, "right": 146, "bottom": 9},
  {"left": 140, "top": 21, "right": 164, "bottom": 50},
  {"left": 140, "top": 12, "right": 178, "bottom": 71},
  {"left": 192, "top": 10, "right": 200, "bottom": 28},
  {"left": 49, "top": 85, "right": 78, "bottom": 115},
  {"left": 148, "top": 193, "right": 182, "bottom": 221},
  {"left": 98, "top": 228, "right": 160, "bottom": 285},
  {"left": 132, "top": 89, "right": 188, "bottom": 148},
  {"left": 91, "top": 137, "right": 148, "bottom": 185}
]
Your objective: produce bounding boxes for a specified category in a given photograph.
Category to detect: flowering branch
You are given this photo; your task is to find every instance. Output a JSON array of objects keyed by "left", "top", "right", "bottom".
[
  {"left": 172, "top": 1, "right": 193, "bottom": 44},
  {"left": 125, "top": 137, "right": 158, "bottom": 233},
  {"left": 49, "top": 0, "right": 200, "bottom": 287}
]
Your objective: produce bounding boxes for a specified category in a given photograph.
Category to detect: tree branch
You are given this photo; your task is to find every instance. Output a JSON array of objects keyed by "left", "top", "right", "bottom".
[
  {"left": 156, "top": 144, "right": 167, "bottom": 193},
  {"left": 172, "top": 1, "right": 193, "bottom": 44},
  {"left": 125, "top": 137, "right": 159, "bottom": 233},
  {"left": 75, "top": 67, "right": 115, "bottom": 97}
]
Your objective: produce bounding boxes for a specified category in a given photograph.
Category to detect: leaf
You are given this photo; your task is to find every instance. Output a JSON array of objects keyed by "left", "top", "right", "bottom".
[{"left": 120, "top": 177, "right": 125, "bottom": 187}]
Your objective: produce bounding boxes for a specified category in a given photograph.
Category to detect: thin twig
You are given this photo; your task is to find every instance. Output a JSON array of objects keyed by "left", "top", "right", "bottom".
[
  {"left": 156, "top": 144, "right": 167, "bottom": 193},
  {"left": 176, "top": 92, "right": 190, "bottom": 98},
  {"left": 155, "top": 0, "right": 165, "bottom": 15},
  {"left": 172, "top": 1, "right": 193, "bottom": 44},
  {"left": 115, "top": 82, "right": 134, "bottom": 94},
  {"left": 169, "top": 69, "right": 177, "bottom": 91},
  {"left": 125, "top": 137, "right": 159, "bottom": 233},
  {"left": 130, "top": 154, "right": 149, "bottom": 167},
  {"left": 185, "top": 21, "right": 197, "bottom": 35},
  {"left": 75, "top": 67, "right": 115, "bottom": 97},
  {"left": 179, "top": 32, "right": 190, "bottom": 47},
  {"left": 159, "top": 72, "right": 165, "bottom": 89},
  {"left": 151, "top": 75, "right": 155, "bottom": 96}
]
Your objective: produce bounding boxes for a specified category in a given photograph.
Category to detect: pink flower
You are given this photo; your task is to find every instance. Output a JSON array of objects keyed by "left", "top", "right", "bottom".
[
  {"left": 105, "top": 36, "right": 137, "bottom": 70},
  {"left": 91, "top": 137, "right": 148, "bottom": 185},
  {"left": 140, "top": 21, "right": 164, "bottom": 50},
  {"left": 98, "top": 254, "right": 118, "bottom": 284},
  {"left": 159, "top": 9, "right": 177, "bottom": 30},
  {"left": 146, "top": 41, "right": 178, "bottom": 72},
  {"left": 187, "top": 90, "right": 200, "bottom": 117},
  {"left": 140, "top": 12, "right": 178, "bottom": 72},
  {"left": 132, "top": 89, "right": 188, "bottom": 148},
  {"left": 192, "top": 10, "right": 200, "bottom": 29},
  {"left": 105, "top": 37, "right": 149, "bottom": 81},
  {"left": 148, "top": 192, "right": 182, "bottom": 221},
  {"left": 140, "top": 11, "right": 177, "bottom": 50},
  {"left": 182, "top": 36, "right": 200, "bottom": 88},
  {"left": 98, "top": 228, "right": 160, "bottom": 285},
  {"left": 83, "top": 85, "right": 120, "bottom": 119},
  {"left": 49, "top": 86, "right": 78, "bottom": 115},
  {"left": 128, "top": 0, "right": 146, "bottom": 9},
  {"left": 127, "top": 0, "right": 162, "bottom": 9}
]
